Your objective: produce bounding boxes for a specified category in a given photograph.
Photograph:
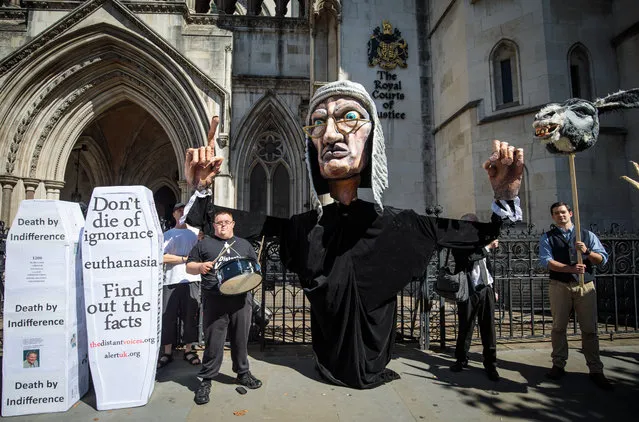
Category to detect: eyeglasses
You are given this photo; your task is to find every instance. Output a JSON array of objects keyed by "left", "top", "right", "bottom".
[
  {"left": 214, "top": 221, "right": 234, "bottom": 227},
  {"left": 302, "top": 117, "right": 371, "bottom": 138}
]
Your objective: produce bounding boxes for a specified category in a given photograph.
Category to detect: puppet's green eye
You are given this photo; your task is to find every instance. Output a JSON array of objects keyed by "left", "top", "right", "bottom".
[
  {"left": 313, "top": 118, "right": 325, "bottom": 126},
  {"left": 344, "top": 111, "right": 360, "bottom": 120}
]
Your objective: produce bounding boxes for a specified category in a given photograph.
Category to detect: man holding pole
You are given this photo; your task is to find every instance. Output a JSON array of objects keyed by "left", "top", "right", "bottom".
[{"left": 538, "top": 202, "right": 612, "bottom": 390}]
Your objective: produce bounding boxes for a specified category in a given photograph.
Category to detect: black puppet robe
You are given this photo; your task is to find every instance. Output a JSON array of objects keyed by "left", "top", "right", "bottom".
[{"left": 187, "top": 197, "right": 501, "bottom": 389}]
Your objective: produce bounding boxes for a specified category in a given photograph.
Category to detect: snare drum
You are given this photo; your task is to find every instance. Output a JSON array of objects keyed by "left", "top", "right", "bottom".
[{"left": 216, "top": 258, "right": 262, "bottom": 295}]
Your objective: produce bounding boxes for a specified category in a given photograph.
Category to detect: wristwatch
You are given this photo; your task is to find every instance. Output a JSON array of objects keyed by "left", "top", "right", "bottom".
[{"left": 583, "top": 248, "right": 591, "bottom": 256}]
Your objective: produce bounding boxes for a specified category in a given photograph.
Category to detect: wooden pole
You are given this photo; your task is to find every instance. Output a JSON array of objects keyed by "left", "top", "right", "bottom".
[
  {"left": 257, "top": 235, "right": 266, "bottom": 263},
  {"left": 568, "top": 154, "right": 585, "bottom": 291}
]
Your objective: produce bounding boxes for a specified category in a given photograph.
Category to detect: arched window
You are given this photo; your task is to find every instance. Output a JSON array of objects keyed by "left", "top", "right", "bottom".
[
  {"left": 491, "top": 40, "right": 521, "bottom": 109},
  {"left": 248, "top": 131, "right": 291, "bottom": 218},
  {"left": 272, "top": 164, "right": 290, "bottom": 218},
  {"left": 569, "top": 44, "right": 593, "bottom": 99},
  {"left": 249, "top": 164, "right": 268, "bottom": 215}
]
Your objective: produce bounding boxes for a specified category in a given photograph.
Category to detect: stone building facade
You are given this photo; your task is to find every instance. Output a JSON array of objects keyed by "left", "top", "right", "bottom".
[{"left": 0, "top": 0, "right": 637, "bottom": 230}]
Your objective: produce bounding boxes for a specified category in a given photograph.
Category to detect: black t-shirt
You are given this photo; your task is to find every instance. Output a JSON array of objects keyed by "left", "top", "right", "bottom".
[{"left": 187, "top": 235, "right": 257, "bottom": 294}]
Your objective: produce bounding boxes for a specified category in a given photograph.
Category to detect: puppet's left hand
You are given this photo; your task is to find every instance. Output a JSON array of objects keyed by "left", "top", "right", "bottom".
[{"left": 483, "top": 140, "right": 524, "bottom": 201}]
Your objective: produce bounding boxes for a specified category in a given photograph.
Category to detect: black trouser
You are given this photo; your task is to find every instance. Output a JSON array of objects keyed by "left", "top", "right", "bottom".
[
  {"left": 198, "top": 291, "right": 252, "bottom": 380},
  {"left": 161, "top": 282, "right": 200, "bottom": 346},
  {"left": 454, "top": 284, "right": 496, "bottom": 370}
]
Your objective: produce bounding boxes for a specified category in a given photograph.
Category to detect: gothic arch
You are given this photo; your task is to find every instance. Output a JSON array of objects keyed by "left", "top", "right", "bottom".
[
  {"left": 0, "top": 23, "right": 227, "bottom": 185},
  {"left": 75, "top": 135, "right": 114, "bottom": 188},
  {"left": 232, "top": 92, "right": 307, "bottom": 214},
  {"left": 148, "top": 176, "right": 181, "bottom": 200}
]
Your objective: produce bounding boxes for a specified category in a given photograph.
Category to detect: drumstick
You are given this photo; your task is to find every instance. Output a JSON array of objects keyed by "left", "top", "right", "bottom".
[
  {"left": 256, "top": 235, "right": 266, "bottom": 263},
  {"left": 210, "top": 240, "right": 235, "bottom": 266}
]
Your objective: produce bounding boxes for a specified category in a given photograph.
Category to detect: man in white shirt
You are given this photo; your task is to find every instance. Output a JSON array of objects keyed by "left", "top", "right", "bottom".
[
  {"left": 158, "top": 203, "right": 202, "bottom": 369},
  {"left": 450, "top": 213, "right": 500, "bottom": 382}
]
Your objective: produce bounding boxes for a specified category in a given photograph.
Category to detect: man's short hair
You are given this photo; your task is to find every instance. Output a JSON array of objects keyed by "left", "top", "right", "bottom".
[
  {"left": 550, "top": 202, "right": 572, "bottom": 214},
  {"left": 214, "top": 210, "right": 233, "bottom": 221}
]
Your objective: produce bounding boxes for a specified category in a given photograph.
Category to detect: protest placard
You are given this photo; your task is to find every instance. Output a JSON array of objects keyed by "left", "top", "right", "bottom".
[
  {"left": 2, "top": 200, "right": 89, "bottom": 417},
  {"left": 82, "top": 186, "right": 162, "bottom": 410}
]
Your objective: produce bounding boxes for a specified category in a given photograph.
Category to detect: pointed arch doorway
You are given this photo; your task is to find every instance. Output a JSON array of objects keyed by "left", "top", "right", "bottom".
[{"left": 59, "top": 100, "right": 181, "bottom": 221}]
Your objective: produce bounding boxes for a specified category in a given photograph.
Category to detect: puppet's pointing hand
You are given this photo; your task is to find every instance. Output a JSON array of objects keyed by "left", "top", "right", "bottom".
[
  {"left": 483, "top": 140, "right": 524, "bottom": 201},
  {"left": 621, "top": 161, "right": 639, "bottom": 191},
  {"left": 185, "top": 116, "right": 224, "bottom": 190}
]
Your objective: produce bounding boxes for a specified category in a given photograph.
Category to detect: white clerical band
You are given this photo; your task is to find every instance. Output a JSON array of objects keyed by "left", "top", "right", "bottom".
[{"left": 491, "top": 197, "right": 522, "bottom": 222}]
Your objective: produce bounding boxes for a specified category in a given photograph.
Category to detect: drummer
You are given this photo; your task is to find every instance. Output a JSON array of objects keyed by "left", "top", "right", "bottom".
[{"left": 186, "top": 210, "right": 263, "bottom": 405}]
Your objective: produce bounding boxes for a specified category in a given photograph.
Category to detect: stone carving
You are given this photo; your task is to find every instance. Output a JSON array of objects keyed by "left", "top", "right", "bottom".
[
  {"left": 217, "top": 134, "right": 229, "bottom": 149},
  {"left": 312, "top": 0, "right": 340, "bottom": 17},
  {"left": 5, "top": 56, "right": 103, "bottom": 174},
  {"left": 0, "top": 0, "right": 227, "bottom": 104},
  {"left": 255, "top": 131, "right": 284, "bottom": 163},
  {"left": 22, "top": 58, "right": 199, "bottom": 179}
]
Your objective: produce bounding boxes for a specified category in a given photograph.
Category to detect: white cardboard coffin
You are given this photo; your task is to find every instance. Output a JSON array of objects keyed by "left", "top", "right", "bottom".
[
  {"left": 2, "top": 200, "right": 89, "bottom": 417},
  {"left": 82, "top": 186, "right": 162, "bottom": 410}
]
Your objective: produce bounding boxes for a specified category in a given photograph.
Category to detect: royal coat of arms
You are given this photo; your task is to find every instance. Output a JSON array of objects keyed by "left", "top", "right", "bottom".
[{"left": 368, "top": 20, "right": 408, "bottom": 70}]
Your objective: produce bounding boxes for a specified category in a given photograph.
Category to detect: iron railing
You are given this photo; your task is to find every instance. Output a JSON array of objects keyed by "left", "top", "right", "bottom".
[{"left": 250, "top": 224, "right": 639, "bottom": 349}]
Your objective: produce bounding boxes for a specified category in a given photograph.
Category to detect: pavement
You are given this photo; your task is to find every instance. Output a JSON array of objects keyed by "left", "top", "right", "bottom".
[{"left": 2, "top": 337, "right": 639, "bottom": 421}]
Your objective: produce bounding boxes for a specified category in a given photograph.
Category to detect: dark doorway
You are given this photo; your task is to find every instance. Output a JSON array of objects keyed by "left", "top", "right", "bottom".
[{"left": 154, "top": 186, "right": 177, "bottom": 230}]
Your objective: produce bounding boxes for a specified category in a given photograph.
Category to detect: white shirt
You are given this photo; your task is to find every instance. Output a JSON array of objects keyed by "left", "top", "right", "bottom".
[
  {"left": 469, "top": 246, "right": 494, "bottom": 288},
  {"left": 163, "top": 228, "right": 200, "bottom": 286}
]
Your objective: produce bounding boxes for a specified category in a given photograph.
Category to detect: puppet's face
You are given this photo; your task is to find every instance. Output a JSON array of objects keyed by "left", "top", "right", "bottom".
[
  {"left": 308, "top": 96, "right": 372, "bottom": 180},
  {"left": 532, "top": 99, "right": 599, "bottom": 154}
]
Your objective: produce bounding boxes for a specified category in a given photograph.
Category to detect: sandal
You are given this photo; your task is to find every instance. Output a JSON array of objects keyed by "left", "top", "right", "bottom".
[
  {"left": 184, "top": 351, "right": 201, "bottom": 366},
  {"left": 157, "top": 353, "right": 173, "bottom": 369}
]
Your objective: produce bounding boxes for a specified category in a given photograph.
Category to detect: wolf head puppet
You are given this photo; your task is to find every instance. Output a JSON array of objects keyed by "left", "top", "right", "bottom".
[{"left": 532, "top": 89, "right": 639, "bottom": 154}]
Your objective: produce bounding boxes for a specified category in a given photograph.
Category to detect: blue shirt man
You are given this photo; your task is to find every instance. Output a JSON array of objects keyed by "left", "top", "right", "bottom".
[{"left": 538, "top": 202, "right": 612, "bottom": 390}]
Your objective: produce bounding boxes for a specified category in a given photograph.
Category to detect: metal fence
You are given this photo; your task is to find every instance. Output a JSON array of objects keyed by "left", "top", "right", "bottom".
[
  {"left": 251, "top": 224, "right": 639, "bottom": 349},
  {"left": 1, "top": 221, "right": 637, "bottom": 350}
]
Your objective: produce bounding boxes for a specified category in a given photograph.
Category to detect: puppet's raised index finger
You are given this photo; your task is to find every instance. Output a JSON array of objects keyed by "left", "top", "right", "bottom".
[
  {"left": 207, "top": 115, "right": 220, "bottom": 148},
  {"left": 489, "top": 139, "right": 501, "bottom": 162}
]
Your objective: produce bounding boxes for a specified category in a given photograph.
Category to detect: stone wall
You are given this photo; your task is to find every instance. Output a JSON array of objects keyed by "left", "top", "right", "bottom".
[{"left": 340, "top": 0, "right": 426, "bottom": 213}]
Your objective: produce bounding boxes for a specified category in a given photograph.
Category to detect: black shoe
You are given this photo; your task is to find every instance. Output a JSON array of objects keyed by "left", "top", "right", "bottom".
[
  {"left": 194, "top": 379, "right": 211, "bottom": 405},
  {"left": 485, "top": 368, "right": 500, "bottom": 382},
  {"left": 450, "top": 360, "right": 469, "bottom": 372},
  {"left": 545, "top": 366, "right": 566, "bottom": 380},
  {"left": 589, "top": 373, "right": 614, "bottom": 391},
  {"left": 236, "top": 371, "right": 262, "bottom": 389}
]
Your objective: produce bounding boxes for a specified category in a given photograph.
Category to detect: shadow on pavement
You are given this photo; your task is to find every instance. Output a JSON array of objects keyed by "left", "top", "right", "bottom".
[{"left": 394, "top": 343, "right": 639, "bottom": 421}]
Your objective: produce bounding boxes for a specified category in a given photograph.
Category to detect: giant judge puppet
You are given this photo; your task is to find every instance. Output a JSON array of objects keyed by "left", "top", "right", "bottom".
[{"left": 184, "top": 81, "right": 524, "bottom": 389}]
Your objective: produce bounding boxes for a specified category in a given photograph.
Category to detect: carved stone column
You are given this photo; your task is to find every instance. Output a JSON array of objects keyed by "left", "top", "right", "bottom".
[
  {"left": 246, "top": 0, "right": 264, "bottom": 15},
  {"left": 178, "top": 180, "right": 190, "bottom": 203},
  {"left": 275, "top": 0, "right": 289, "bottom": 17},
  {"left": 44, "top": 180, "right": 65, "bottom": 200},
  {"left": 3, "top": 0, "right": 22, "bottom": 8},
  {"left": 0, "top": 175, "right": 18, "bottom": 225},
  {"left": 23, "top": 178, "right": 40, "bottom": 200},
  {"left": 216, "top": 0, "right": 237, "bottom": 14}
]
